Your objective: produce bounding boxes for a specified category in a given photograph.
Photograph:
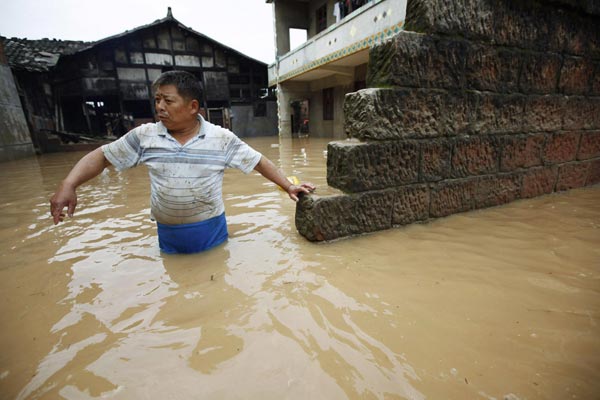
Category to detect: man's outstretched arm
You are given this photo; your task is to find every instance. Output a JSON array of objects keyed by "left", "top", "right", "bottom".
[
  {"left": 254, "top": 156, "right": 315, "bottom": 202},
  {"left": 49, "top": 147, "right": 112, "bottom": 224}
]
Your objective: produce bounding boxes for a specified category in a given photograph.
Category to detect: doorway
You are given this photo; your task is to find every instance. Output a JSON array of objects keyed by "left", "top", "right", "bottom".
[{"left": 290, "top": 99, "right": 309, "bottom": 137}]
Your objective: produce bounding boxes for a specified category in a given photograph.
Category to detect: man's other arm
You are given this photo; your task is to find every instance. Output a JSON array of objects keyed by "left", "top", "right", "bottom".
[
  {"left": 49, "top": 147, "right": 112, "bottom": 224},
  {"left": 253, "top": 156, "right": 315, "bottom": 202}
]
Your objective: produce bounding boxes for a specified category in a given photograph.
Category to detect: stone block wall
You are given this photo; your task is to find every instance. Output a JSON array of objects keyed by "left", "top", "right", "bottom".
[{"left": 295, "top": 0, "right": 600, "bottom": 241}]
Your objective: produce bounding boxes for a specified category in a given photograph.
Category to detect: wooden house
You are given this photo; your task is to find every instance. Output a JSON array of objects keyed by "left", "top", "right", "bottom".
[{"left": 1, "top": 7, "right": 276, "bottom": 153}]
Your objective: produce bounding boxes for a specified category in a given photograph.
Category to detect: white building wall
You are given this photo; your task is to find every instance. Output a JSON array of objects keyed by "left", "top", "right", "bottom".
[{"left": 269, "top": 0, "right": 407, "bottom": 138}]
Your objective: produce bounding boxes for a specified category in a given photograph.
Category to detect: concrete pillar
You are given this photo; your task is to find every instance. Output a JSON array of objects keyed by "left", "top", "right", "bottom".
[
  {"left": 273, "top": 1, "right": 309, "bottom": 57},
  {"left": 276, "top": 83, "right": 292, "bottom": 137}
]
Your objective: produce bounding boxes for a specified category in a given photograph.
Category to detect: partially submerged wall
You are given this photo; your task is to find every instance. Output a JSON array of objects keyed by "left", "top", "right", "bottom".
[
  {"left": 0, "top": 42, "right": 34, "bottom": 162},
  {"left": 295, "top": 0, "right": 600, "bottom": 241}
]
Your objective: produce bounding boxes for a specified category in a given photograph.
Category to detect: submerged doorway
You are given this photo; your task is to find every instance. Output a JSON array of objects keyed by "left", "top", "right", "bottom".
[{"left": 290, "top": 99, "right": 309, "bottom": 137}]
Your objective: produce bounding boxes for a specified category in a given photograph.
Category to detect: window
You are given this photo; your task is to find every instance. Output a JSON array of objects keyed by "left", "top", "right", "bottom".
[
  {"left": 202, "top": 56, "right": 214, "bottom": 68},
  {"left": 185, "top": 37, "right": 199, "bottom": 52},
  {"left": 323, "top": 87, "right": 334, "bottom": 120},
  {"left": 229, "top": 88, "right": 251, "bottom": 100},
  {"left": 128, "top": 37, "right": 142, "bottom": 50},
  {"left": 142, "top": 32, "right": 157, "bottom": 49},
  {"left": 172, "top": 39, "right": 185, "bottom": 51},
  {"left": 316, "top": 4, "right": 327, "bottom": 34},
  {"left": 98, "top": 50, "right": 114, "bottom": 71},
  {"left": 114, "top": 47, "right": 127, "bottom": 64},
  {"left": 81, "top": 54, "right": 97, "bottom": 70},
  {"left": 157, "top": 28, "right": 171, "bottom": 50},
  {"left": 227, "top": 63, "right": 240, "bottom": 74},
  {"left": 289, "top": 28, "right": 308, "bottom": 50},
  {"left": 215, "top": 49, "right": 226, "bottom": 68}
]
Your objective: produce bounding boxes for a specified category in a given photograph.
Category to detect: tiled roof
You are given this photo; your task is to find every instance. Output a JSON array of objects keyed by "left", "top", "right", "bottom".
[
  {"left": 0, "top": 7, "right": 265, "bottom": 72},
  {"left": 84, "top": 8, "right": 266, "bottom": 66},
  {"left": 0, "top": 37, "right": 91, "bottom": 72}
]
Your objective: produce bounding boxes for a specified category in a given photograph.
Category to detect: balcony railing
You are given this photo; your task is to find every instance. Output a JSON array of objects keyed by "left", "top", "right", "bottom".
[{"left": 268, "top": 0, "right": 407, "bottom": 86}]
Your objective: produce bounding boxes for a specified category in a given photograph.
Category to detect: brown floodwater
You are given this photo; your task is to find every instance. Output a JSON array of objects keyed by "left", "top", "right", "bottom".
[{"left": 0, "top": 137, "right": 599, "bottom": 400}]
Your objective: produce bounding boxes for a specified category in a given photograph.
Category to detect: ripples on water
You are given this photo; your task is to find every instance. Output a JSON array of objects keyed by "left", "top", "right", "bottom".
[{"left": 0, "top": 137, "right": 599, "bottom": 399}]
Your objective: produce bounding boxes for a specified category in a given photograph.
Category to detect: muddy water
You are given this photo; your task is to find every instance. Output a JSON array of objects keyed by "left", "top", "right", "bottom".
[{"left": 0, "top": 137, "right": 599, "bottom": 400}]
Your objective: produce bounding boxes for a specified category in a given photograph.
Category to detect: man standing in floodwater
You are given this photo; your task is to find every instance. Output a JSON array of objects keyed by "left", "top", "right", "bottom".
[{"left": 49, "top": 70, "right": 315, "bottom": 254}]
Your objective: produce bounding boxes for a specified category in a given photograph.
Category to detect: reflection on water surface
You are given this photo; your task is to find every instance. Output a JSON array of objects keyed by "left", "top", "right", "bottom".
[{"left": 0, "top": 137, "right": 599, "bottom": 399}]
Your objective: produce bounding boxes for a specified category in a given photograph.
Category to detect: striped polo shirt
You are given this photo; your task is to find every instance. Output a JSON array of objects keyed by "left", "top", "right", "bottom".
[{"left": 101, "top": 115, "right": 262, "bottom": 225}]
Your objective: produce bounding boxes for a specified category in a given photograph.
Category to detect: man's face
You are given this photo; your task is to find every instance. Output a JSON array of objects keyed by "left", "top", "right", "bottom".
[{"left": 154, "top": 84, "right": 198, "bottom": 132}]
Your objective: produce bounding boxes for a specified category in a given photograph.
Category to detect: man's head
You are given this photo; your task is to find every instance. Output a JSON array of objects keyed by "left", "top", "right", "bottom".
[
  {"left": 152, "top": 71, "right": 202, "bottom": 133},
  {"left": 152, "top": 70, "right": 202, "bottom": 104}
]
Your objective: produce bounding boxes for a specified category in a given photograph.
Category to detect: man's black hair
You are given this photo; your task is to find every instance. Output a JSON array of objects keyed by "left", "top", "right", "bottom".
[{"left": 152, "top": 70, "right": 202, "bottom": 103}]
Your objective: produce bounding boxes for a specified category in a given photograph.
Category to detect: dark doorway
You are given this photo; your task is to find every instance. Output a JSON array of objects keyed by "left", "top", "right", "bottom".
[{"left": 290, "top": 99, "right": 309, "bottom": 136}]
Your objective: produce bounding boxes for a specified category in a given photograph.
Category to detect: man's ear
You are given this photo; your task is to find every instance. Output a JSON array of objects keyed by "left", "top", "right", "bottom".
[{"left": 189, "top": 99, "right": 200, "bottom": 114}]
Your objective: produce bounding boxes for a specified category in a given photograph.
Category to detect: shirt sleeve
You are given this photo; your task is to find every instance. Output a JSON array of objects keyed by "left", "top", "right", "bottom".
[
  {"left": 223, "top": 131, "right": 262, "bottom": 174},
  {"left": 101, "top": 128, "right": 143, "bottom": 171}
]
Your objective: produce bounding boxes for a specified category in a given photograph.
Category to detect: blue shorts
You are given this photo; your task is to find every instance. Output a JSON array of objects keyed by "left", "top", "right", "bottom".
[{"left": 156, "top": 212, "right": 228, "bottom": 254}]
